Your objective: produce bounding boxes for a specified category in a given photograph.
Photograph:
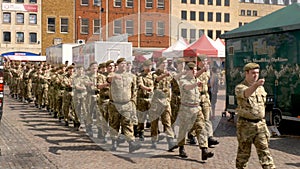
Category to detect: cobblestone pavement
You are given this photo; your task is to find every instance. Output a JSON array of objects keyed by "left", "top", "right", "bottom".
[{"left": 1, "top": 89, "right": 300, "bottom": 169}]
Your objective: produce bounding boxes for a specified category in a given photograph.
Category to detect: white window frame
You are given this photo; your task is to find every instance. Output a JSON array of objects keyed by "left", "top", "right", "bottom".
[
  {"left": 157, "top": 21, "right": 165, "bottom": 36},
  {"left": 126, "top": 0, "right": 133, "bottom": 7},
  {"left": 126, "top": 20, "right": 134, "bottom": 36},
  {"left": 146, "top": 0, "right": 153, "bottom": 8},
  {"left": 114, "top": 0, "right": 122, "bottom": 7},
  {"left": 113, "top": 19, "right": 122, "bottom": 35},
  {"left": 190, "top": 29, "right": 196, "bottom": 43},
  {"left": 16, "top": 32, "right": 24, "bottom": 43},
  {"left": 29, "top": 0, "right": 37, "bottom": 3},
  {"left": 29, "top": 32, "right": 37, "bottom": 43},
  {"left": 94, "top": 0, "right": 101, "bottom": 6},
  {"left": 145, "top": 21, "right": 153, "bottom": 36},
  {"left": 60, "top": 18, "right": 69, "bottom": 33},
  {"left": 81, "top": 18, "right": 89, "bottom": 34},
  {"left": 47, "top": 17, "right": 55, "bottom": 33},
  {"left": 157, "top": 0, "right": 164, "bottom": 9},
  {"left": 93, "top": 19, "right": 101, "bottom": 34},
  {"left": 29, "top": 14, "right": 37, "bottom": 24},
  {"left": 16, "top": 13, "right": 24, "bottom": 24}
]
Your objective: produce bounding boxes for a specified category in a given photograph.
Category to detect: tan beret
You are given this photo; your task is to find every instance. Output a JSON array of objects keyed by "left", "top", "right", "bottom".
[
  {"left": 244, "top": 63, "right": 260, "bottom": 71},
  {"left": 186, "top": 62, "right": 196, "bottom": 69},
  {"left": 176, "top": 58, "right": 185, "bottom": 64},
  {"left": 98, "top": 63, "right": 106, "bottom": 68},
  {"left": 106, "top": 60, "right": 114, "bottom": 67},
  {"left": 197, "top": 54, "right": 207, "bottom": 61},
  {"left": 156, "top": 57, "right": 167, "bottom": 66}
]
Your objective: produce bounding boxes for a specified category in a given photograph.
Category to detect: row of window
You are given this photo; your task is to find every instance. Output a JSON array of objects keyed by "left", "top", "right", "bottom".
[
  {"left": 81, "top": 0, "right": 165, "bottom": 9},
  {"left": 181, "top": 11, "right": 230, "bottom": 22},
  {"left": 181, "top": 0, "right": 230, "bottom": 6},
  {"left": 47, "top": 18, "right": 69, "bottom": 33},
  {"left": 240, "top": 0, "right": 299, "bottom": 5},
  {"left": 3, "top": 0, "right": 37, "bottom": 3},
  {"left": 180, "top": 28, "right": 225, "bottom": 42},
  {"left": 2, "top": 31, "right": 37, "bottom": 43},
  {"left": 3, "top": 12, "right": 37, "bottom": 24},
  {"left": 240, "top": 10, "right": 258, "bottom": 16}
]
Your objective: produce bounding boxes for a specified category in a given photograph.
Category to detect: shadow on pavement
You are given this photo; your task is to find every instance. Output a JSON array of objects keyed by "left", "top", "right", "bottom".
[
  {"left": 214, "top": 116, "right": 237, "bottom": 137},
  {"left": 49, "top": 144, "right": 106, "bottom": 155}
]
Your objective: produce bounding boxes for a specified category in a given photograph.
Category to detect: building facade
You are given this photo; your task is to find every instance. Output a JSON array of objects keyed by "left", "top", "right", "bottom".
[
  {"left": 41, "top": 0, "right": 75, "bottom": 55},
  {"left": 171, "top": 0, "right": 298, "bottom": 44},
  {"left": 0, "top": 0, "right": 41, "bottom": 55}
]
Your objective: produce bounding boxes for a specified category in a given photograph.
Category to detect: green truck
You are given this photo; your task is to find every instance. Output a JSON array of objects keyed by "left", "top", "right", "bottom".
[{"left": 220, "top": 3, "right": 300, "bottom": 126}]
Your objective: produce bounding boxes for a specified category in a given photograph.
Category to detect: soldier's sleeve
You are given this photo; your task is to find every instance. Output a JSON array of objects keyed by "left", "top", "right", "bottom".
[
  {"left": 131, "top": 74, "right": 137, "bottom": 105},
  {"left": 235, "top": 83, "right": 248, "bottom": 99}
]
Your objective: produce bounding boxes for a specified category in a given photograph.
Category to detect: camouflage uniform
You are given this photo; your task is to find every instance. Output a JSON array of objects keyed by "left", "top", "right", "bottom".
[
  {"left": 235, "top": 63, "right": 275, "bottom": 169},
  {"left": 62, "top": 66, "right": 75, "bottom": 126}
]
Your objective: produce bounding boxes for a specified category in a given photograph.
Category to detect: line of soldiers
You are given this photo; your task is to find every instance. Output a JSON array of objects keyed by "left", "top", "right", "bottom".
[{"left": 4, "top": 55, "right": 219, "bottom": 160}]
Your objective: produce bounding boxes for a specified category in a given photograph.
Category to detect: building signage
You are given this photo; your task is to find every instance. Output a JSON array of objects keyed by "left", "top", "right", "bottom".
[{"left": 2, "top": 3, "right": 38, "bottom": 12}]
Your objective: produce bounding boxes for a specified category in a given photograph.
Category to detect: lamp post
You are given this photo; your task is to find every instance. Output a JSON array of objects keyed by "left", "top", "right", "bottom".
[{"left": 177, "top": 21, "right": 183, "bottom": 40}]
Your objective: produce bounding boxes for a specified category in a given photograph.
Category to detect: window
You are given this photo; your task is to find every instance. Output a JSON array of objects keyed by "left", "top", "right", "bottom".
[
  {"left": 81, "top": 0, "right": 88, "bottom": 5},
  {"left": 199, "top": 12, "right": 205, "bottom": 21},
  {"left": 29, "top": 0, "right": 37, "bottom": 3},
  {"left": 29, "top": 14, "right": 37, "bottom": 24},
  {"left": 113, "top": 19, "right": 122, "bottom": 35},
  {"left": 157, "top": 21, "right": 165, "bottom": 36},
  {"left": 207, "top": 30, "right": 213, "bottom": 39},
  {"left": 190, "top": 29, "right": 196, "bottom": 43},
  {"left": 216, "top": 30, "right": 221, "bottom": 38},
  {"left": 47, "top": 17, "right": 55, "bottom": 33},
  {"left": 145, "top": 21, "right": 153, "bottom": 36},
  {"left": 29, "top": 32, "right": 37, "bottom": 43},
  {"left": 181, "top": 11, "right": 187, "bottom": 20},
  {"left": 158, "top": 0, "right": 164, "bottom": 9},
  {"left": 190, "top": 11, "right": 196, "bottom": 21},
  {"left": 191, "top": 0, "right": 196, "bottom": 4},
  {"left": 126, "top": 0, "right": 133, "bottom": 7},
  {"left": 181, "top": 0, "right": 187, "bottom": 3},
  {"left": 199, "top": 0, "right": 204, "bottom": 4},
  {"left": 199, "top": 29, "right": 204, "bottom": 38},
  {"left": 61, "top": 18, "right": 69, "bottom": 33},
  {"left": 208, "top": 0, "right": 213, "bottom": 5},
  {"left": 146, "top": 0, "right": 153, "bottom": 8},
  {"left": 81, "top": 18, "right": 89, "bottom": 34},
  {"left": 94, "top": 0, "right": 101, "bottom": 6},
  {"left": 126, "top": 20, "right": 134, "bottom": 35},
  {"left": 181, "top": 28, "right": 187, "bottom": 39},
  {"left": 216, "top": 12, "right": 221, "bottom": 22},
  {"left": 16, "top": 0, "right": 24, "bottom": 3},
  {"left": 94, "top": 19, "right": 101, "bottom": 34},
  {"left": 224, "top": 13, "right": 230, "bottom": 22},
  {"left": 16, "top": 32, "right": 24, "bottom": 43},
  {"left": 239, "top": 22, "right": 243, "bottom": 27},
  {"left": 247, "top": 10, "right": 251, "bottom": 16},
  {"left": 16, "top": 13, "right": 24, "bottom": 24},
  {"left": 224, "top": 0, "right": 230, "bottom": 6},
  {"left": 114, "top": 0, "right": 121, "bottom": 7},
  {"left": 3, "top": 0, "right": 11, "bottom": 2},
  {"left": 3, "top": 13, "right": 11, "bottom": 23},
  {"left": 240, "top": 10, "right": 245, "bottom": 16},
  {"left": 253, "top": 10, "right": 257, "bottom": 16},
  {"left": 3, "top": 32, "right": 11, "bottom": 42},
  {"left": 216, "top": 0, "right": 221, "bottom": 6},
  {"left": 208, "top": 12, "right": 213, "bottom": 22}
]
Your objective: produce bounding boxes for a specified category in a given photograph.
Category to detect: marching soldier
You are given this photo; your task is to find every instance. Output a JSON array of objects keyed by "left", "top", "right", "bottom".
[{"left": 62, "top": 65, "right": 75, "bottom": 126}]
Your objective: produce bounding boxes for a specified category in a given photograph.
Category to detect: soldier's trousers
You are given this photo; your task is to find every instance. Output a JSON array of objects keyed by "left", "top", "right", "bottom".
[
  {"left": 74, "top": 96, "right": 87, "bottom": 124},
  {"left": 96, "top": 99, "right": 110, "bottom": 136},
  {"left": 62, "top": 91, "right": 73, "bottom": 122},
  {"left": 236, "top": 119, "right": 275, "bottom": 169},
  {"left": 200, "top": 94, "right": 213, "bottom": 138},
  {"left": 176, "top": 105, "right": 207, "bottom": 148},
  {"left": 149, "top": 99, "right": 174, "bottom": 142},
  {"left": 108, "top": 102, "right": 135, "bottom": 141}
]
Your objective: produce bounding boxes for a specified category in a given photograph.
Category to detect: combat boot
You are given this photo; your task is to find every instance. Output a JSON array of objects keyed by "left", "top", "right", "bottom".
[
  {"left": 167, "top": 137, "right": 178, "bottom": 152},
  {"left": 117, "top": 135, "right": 126, "bottom": 145},
  {"left": 188, "top": 133, "right": 196, "bottom": 145},
  {"left": 150, "top": 141, "right": 157, "bottom": 149},
  {"left": 86, "top": 125, "right": 93, "bottom": 136},
  {"left": 128, "top": 141, "right": 142, "bottom": 153},
  {"left": 139, "top": 131, "right": 145, "bottom": 141},
  {"left": 97, "top": 128, "right": 104, "bottom": 139},
  {"left": 201, "top": 147, "right": 214, "bottom": 160},
  {"left": 179, "top": 146, "right": 188, "bottom": 158},
  {"left": 110, "top": 140, "right": 118, "bottom": 151},
  {"left": 208, "top": 136, "right": 219, "bottom": 148}
]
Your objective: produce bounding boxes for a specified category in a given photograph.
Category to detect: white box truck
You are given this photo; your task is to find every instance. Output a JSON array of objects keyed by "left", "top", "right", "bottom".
[{"left": 46, "top": 43, "right": 81, "bottom": 65}]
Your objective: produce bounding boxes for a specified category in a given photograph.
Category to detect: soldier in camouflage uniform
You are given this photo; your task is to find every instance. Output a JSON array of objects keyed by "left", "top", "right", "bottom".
[
  {"left": 62, "top": 65, "right": 75, "bottom": 126},
  {"left": 176, "top": 62, "right": 214, "bottom": 160},
  {"left": 136, "top": 60, "right": 154, "bottom": 141},
  {"left": 149, "top": 57, "right": 177, "bottom": 151},
  {"left": 235, "top": 63, "right": 275, "bottom": 169},
  {"left": 95, "top": 62, "right": 111, "bottom": 142},
  {"left": 107, "top": 58, "right": 141, "bottom": 153},
  {"left": 54, "top": 66, "right": 66, "bottom": 120}
]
